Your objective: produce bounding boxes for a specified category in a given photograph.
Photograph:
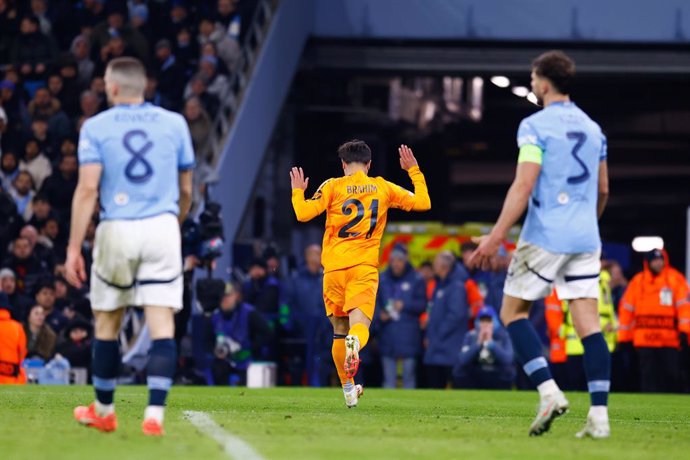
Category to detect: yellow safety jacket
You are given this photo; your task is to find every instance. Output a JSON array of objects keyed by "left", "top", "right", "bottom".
[{"left": 562, "top": 271, "right": 617, "bottom": 355}]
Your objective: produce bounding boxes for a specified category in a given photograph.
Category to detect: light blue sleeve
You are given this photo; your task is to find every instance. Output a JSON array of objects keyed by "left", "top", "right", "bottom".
[
  {"left": 177, "top": 115, "right": 196, "bottom": 171},
  {"left": 599, "top": 133, "right": 608, "bottom": 161},
  {"left": 77, "top": 121, "right": 102, "bottom": 165},
  {"left": 516, "top": 119, "right": 546, "bottom": 150}
]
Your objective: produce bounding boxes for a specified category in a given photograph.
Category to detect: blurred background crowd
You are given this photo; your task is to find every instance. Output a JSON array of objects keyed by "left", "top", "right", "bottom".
[{"left": 1, "top": 0, "right": 689, "bottom": 393}]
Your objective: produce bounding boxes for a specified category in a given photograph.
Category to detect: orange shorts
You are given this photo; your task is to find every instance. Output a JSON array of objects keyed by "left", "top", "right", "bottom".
[{"left": 323, "top": 265, "right": 379, "bottom": 320}]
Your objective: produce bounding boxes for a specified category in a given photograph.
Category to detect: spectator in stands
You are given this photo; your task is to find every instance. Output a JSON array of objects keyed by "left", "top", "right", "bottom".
[
  {"left": 33, "top": 279, "right": 69, "bottom": 334},
  {"left": 462, "top": 241, "right": 509, "bottom": 316},
  {"left": 78, "top": 90, "right": 101, "bottom": 121},
  {"left": 39, "top": 218, "right": 63, "bottom": 261},
  {"left": 209, "top": 282, "right": 273, "bottom": 385},
  {"left": 0, "top": 1, "right": 20, "bottom": 64},
  {"left": 27, "top": 194, "right": 52, "bottom": 229},
  {"left": 20, "top": 137, "right": 52, "bottom": 189},
  {"left": 1, "top": 268, "right": 32, "bottom": 321},
  {"left": 2, "top": 236, "right": 50, "bottom": 295},
  {"left": 56, "top": 318, "right": 92, "bottom": 371},
  {"left": 378, "top": 245, "right": 426, "bottom": 389},
  {"left": 0, "top": 187, "right": 22, "bottom": 262},
  {"left": 423, "top": 251, "right": 469, "bottom": 388},
  {"left": 287, "top": 244, "right": 331, "bottom": 386},
  {"left": 39, "top": 153, "right": 78, "bottom": 218},
  {"left": 30, "top": 0, "right": 52, "bottom": 36},
  {"left": 175, "top": 26, "right": 199, "bottom": 77},
  {"left": 197, "top": 55, "right": 230, "bottom": 101},
  {"left": 88, "top": 77, "right": 107, "bottom": 112},
  {"left": 0, "top": 105, "right": 6, "bottom": 154},
  {"left": 0, "top": 292, "right": 27, "bottom": 384},
  {"left": 23, "top": 304, "right": 55, "bottom": 360},
  {"left": 20, "top": 225, "right": 54, "bottom": 271},
  {"left": 73, "top": 0, "right": 106, "bottom": 31},
  {"left": 11, "top": 15, "right": 57, "bottom": 82},
  {"left": 94, "top": 35, "right": 135, "bottom": 76},
  {"left": 216, "top": 0, "right": 242, "bottom": 42},
  {"left": 154, "top": 39, "right": 186, "bottom": 111},
  {"left": 0, "top": 79, "right": 23, "bottom": 138},
  {"left": 618, "top": 249, "right": 690, "bottom": 393},
  {"left": 184, "top": 96, "right": 213, "bottom": 163},
  {"left": 27, "top": 87, "right": 71, "bottom": 142},
  {"left": 185, "top": 73, "right": 220, "bottom": 117},
  {"left": 90, "top": 5, "right": 148, "bottom": 63},
  {"left": 454, "top": 306, "right": 515, "bottom": 389},
  {"left": 129, "top": 3, "right": 153, "bottom": 46},
  {"left": 10, "top": 171, "right": 36, "bottom": 221},
  {"left": 198, "top": 16, "right": 239, "bottom": 71},
  {"left": 46, "top": 73, "right": 80, "bottom": 119},
  {"left": 243, "top": 258, "right": 281, "bottom": 316},
  {"left": 164, "top": 0, "right": 193, "bottom": 42},
  {"left": 70, "top": 34, "right": 95, "bottom": 86},
  {"left": 1, "top": 149, "right": 19, "bottom": 191},
  {"left": 29, "top": 118, "right": 56, "bottom": 163}
]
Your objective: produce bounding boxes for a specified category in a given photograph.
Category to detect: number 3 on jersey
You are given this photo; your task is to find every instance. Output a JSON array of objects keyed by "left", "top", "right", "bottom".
[{"left": 338, "top": 198, "right": 379, "bottom": 239}]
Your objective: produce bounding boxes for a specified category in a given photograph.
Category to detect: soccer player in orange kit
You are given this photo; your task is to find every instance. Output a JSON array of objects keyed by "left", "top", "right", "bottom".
[{"left": 290, "top": 140, "right": 431, "bottom": 407}]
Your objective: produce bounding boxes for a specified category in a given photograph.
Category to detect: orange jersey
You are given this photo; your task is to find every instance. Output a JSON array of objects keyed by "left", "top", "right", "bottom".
[{"left": 292, "top": 166, "right": 430, "bottom": 272}]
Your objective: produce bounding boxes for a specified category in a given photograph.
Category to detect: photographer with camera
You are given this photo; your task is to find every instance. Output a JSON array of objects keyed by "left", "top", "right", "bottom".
[
  {"left": 454, "top": 306, "right": 515, "bottom": 389},
  {"left": 208, "top": 282, "right": 273, "bottom": 386}
]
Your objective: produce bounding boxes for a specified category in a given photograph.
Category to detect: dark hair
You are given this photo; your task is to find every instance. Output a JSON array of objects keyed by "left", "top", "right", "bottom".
[
  {"left": 32, "top": 193, "right": 50, "bottom": 203},
  {"left": 337, "top": 139, "right": 371, "bottom": 165},
  {"left": 420, "top": 261, "right": 433, "bottom": 269},
  {"left": 460, "top": 242, "right": 478, "bottom": 253},
  {"left": 34, "top": 278, "right": 55, "bottom": 297},
  {"left": 532, "top": 50, "right": 575, "bottom": 95}
]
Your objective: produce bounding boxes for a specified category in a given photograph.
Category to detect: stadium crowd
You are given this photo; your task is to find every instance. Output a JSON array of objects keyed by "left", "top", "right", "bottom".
[{"left": 1, "top": 0, "right": 689, "bottom": 394}]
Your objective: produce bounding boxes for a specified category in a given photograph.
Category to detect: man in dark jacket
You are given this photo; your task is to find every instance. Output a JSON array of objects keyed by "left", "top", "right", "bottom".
[
  {"left": 455, "top": 306, "right": 515, "bottom": 389},
  {"left": 242, "top": 258, "right": 281, "bottom": 317},
  {"left": 10, "top": 15, "right": 57, "bottom": 81},
  {"left": 0, "top": 268, "right": 33, "bottom": 321},
  {"left": 378, "top": 245, "right": 426, "bottom": 389},
  {"left": 153, "top": 39, "right": 186, "bottom": 111},
  {"left": 2, "top": 237, "right": 50, "bottom": 295},
  {"left": 424, "top": 251, "right": 469, "bottom": 388},
  {"left": 209, "top": 283, "right": 272, "bottom": 385},
  {"left": 287, "top": 244, "right": 332, "bottom": 386},
  {"left": 39, "top": 153, "right": 78, "bottom": 219}
]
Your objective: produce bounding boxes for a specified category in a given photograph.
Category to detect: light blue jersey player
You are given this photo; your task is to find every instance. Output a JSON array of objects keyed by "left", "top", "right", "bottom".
[
  {"left": 470, "top": 51, "right": 611, "bottom": 439},
  {"left": 65, "top": 57, "right": 194, "bottom": 437}
]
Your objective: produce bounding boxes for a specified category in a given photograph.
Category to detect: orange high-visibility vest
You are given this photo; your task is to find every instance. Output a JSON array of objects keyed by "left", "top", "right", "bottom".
[
  {"left": 618, "top": 251, "right": 690, "bottom": 348},
  {"left": 0, "top": 309, "right": 27, "bottom": 384}
]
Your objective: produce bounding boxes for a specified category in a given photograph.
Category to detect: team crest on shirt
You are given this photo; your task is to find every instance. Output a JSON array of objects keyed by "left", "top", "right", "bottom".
[
  {"left": 114, "top": 193, "right": 129, "bottom": 206},
  {"left": 557, "top": 192, "right": 570, "bottom": 205},
  {"left": 401, "top": 282, "right": 411, "bottom": 292},
  {"left": 436, "top": 289, "right": 444, "bottom": 299},
  {"left": 78, "top": 139, "right": 90, "bottom": 150}
]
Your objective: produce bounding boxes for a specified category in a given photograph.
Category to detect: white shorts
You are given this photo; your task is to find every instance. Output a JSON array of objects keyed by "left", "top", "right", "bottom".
[
  {"left": 503, "top": 241, "right": 601, "bottom": 301},
  {"left": 90, "top": 213, "right": 183, "bottom": 311}
]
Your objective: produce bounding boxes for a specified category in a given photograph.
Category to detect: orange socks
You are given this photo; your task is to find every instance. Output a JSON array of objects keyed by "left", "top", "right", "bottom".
[
  {"left": 348, "top": 323, "right": 370, "bottom": 349},
  {"left": 332, "top": 336, "right": 353, "bottom": 387}
]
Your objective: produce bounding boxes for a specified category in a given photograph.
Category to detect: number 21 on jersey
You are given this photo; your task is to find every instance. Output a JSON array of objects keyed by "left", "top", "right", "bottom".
[{"left": 338, "top": 198, "right": 379, "bottom": 239}]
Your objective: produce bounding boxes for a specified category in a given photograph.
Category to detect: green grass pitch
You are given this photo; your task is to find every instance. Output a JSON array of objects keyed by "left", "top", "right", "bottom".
[{"left": 1, "top": 386, "right": 688, "bottom": 460}]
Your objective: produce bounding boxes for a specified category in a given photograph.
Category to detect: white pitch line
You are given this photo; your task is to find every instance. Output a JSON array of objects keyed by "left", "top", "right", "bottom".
[{"left": 183, "top": 410, "right": 265, "bottom": 460}]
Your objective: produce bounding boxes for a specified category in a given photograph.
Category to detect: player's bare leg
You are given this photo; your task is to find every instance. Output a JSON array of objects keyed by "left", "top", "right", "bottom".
[
  {"left": 330, "top": 316, "right": 363, "bottom": 407},
  {"left": 74, "top": 309, "right": 125, "bottom": 433},
  {"left": 142, "top": 305, "right": 177, "bottom": 436},
  {"left": 570, "top": 298, "right": 611, "bottom": 439},
  {"left": 345, "top": 308, "right": 371, "bottom": 379},
  {"left": 501, "top": 295, "right": 569, "bottom": 436}
]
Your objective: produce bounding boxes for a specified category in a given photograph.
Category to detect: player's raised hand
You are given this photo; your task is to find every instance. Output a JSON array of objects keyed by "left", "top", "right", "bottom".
[
  {"left": 290, "top": 167, "right": 309, "bottom": 191},
  {"left": 468, "top": 234, "right": 502, "bottom": 272},
  {"left": 399, "top": 145, "right": 419, "bottom": 171},
  {"left": 64, "top": 247, "right": 87, "bottom": 289}
]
